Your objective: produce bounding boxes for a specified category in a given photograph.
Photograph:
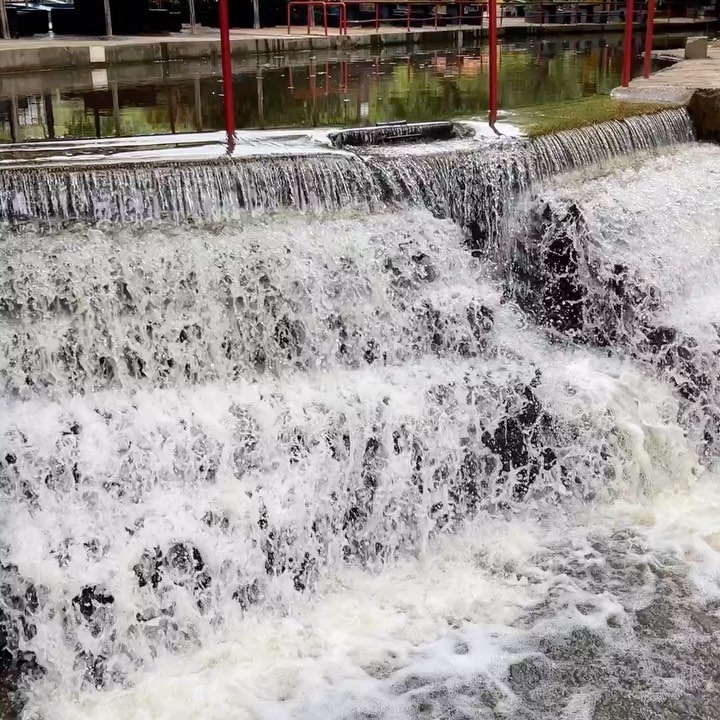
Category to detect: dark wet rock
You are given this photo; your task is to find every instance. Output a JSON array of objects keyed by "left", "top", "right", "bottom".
[
  {"left": 480, "top": 374, "right": 560, "bottom": 499},
  {"left": 634, "top": 599, "right": 678, "bottom": 639},
  {"left": 262, "top": 526, "right": 317, "bottom": 593},
  {"left": 134, "top": 548, "right": 163, "bottom": 589},
  {"left": 232, "top": 579, "right": 262, "bottom": 610},
  {"left": 593, "top": 691, "right": 656, "bottom": 720},
  {"left": 509, "top": 201, "right": 588, "bottom": 339},
  {"left": 164, "top": 543, "right": 211, "bottom": 596},
  {"left": 72, "top": 587, "right": 114, "bottom": 621},
  {"left": 453, "top": 676, "right": 506, "bottom": 709},
  {"left": 391, "top": 674, "right": 433, "bottom": 695},
  {"left": 407, "top": 685, "right": 453, "bottom": 718},
  {"left": 540, "top": 627, "right": 605, "bottom": 664},
  {"left": 505, "top": 195, "right": 720, "bottom": 459},
  {"left": 688, "top": 609, "right": 720, "bottom": 635},
  {"left": 507, "top": 656, "right": 553, "bottom": 693},
  {"left": 412, "top": 253, "right": 438, "bottom": 283}
]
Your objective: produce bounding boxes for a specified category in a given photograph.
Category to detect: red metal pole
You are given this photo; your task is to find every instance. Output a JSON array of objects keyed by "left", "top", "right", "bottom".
[
  {"left": 488, "top": 0, "right": 497, "bottom": 127},
  {"left": 643, "top": 0, "right": 655, "bottom": 78},
  {"left": 621, "top": 0, "right": 634, "bottom": 86},
  {"left": 218, "top": 0, "right": 235, "bottom": 143}
]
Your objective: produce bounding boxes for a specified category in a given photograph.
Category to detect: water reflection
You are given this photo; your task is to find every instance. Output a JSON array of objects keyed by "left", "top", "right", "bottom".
[{"left": 0, "top": 33, "right": 683, "bottom": 143}]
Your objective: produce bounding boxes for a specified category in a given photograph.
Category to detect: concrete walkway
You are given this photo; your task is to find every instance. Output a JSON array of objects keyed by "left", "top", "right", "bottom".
[
  {"left": 612, "top": 40, "right": 720, "bottom": 141},
  {"left": 613, "top": 39, "right": 720, "bottom": 102},
  {"left": 0, "top": 16, "right": 715, "bottom": 72}
]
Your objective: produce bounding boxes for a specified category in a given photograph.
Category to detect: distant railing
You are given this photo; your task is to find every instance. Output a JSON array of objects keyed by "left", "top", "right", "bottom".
[
  {"left": 285, "top": 0, "right": 708, "bottom": 37},
  {"left": 287, "top": 1, "right": 502, "bottom": 36},
  {"left": 287, "top": 1, "right": 348, "bottom": 35}
]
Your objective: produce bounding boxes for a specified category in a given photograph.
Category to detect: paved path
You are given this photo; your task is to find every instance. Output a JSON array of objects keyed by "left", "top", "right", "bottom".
[
  {"left": 612, "top": 40, "right": 720, "bottom": 105},
  {"left": 611, "top": 40, "right": 720, "bottom": 141}
]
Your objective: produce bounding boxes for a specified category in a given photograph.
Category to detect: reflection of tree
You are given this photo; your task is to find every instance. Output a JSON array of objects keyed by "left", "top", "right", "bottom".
[{"left": 2, "top": 38, "right": 638, "bottom": 141}]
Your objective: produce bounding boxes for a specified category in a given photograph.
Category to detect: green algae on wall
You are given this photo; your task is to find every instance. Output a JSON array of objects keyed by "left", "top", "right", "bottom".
[{"left": 508, "top": 95, "right": 671, "bottom": 137}]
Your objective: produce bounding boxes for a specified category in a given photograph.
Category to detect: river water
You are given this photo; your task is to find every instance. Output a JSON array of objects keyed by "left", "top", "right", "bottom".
[
  {"left": 0, "top": 32, "right": 687, "bottom": 142},
  {"left": 1, "top": 118, "right": 720, "bottom": 720}
]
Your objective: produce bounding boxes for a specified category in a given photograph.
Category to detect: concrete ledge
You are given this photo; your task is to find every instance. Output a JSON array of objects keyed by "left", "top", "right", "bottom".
[{"left": 611, "top": 86, "right": 696, "bottom": 105}]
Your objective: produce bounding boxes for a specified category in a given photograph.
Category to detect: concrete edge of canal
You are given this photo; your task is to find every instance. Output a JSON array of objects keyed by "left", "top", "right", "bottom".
[{"left": 611, "top": 39, "right": 720, "bottom": 142}]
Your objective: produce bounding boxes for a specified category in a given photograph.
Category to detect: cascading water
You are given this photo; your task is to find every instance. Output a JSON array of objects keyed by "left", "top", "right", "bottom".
[
  {"left": 500, "top": 143, "right": 720, "bottom": 461},
  {"left": 2, "top": 110, "right": 720, "bottom": 720},
  {"left": 0, "top": 109, "right": 694, "bottom": 229}
]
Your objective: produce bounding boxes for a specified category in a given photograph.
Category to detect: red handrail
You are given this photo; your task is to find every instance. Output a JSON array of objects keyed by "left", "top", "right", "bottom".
[
  {"left": 218, "top": 0, "right": 235, "bottom": 147},
  {"left": 621, "top": 0, "right": 634, "bottom": 86},
  {"left": 288, "top": 1, "right": 493, "bottom": 36},
  {"left": 287, "top": 1, "right": 348, "bottom": 36}
]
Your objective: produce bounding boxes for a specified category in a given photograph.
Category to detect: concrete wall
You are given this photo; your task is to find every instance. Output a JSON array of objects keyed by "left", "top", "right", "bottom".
[{"left": 688, "top": 89, "right": 720, "bottom": 143}]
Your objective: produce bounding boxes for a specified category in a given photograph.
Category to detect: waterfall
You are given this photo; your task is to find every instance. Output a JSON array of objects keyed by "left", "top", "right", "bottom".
[
  {"left": 0, "top": 109, "right": 694, "bottom": 229},
  {"left": 2, "top": 108, "right": 720, "bottom": 720},
  {"left": 499, "top": 142, "right": 720, "bottom": 462}
]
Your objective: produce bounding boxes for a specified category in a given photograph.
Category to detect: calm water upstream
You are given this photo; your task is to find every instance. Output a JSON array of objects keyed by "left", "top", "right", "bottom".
[{"left": 0, "top": 32, "right": 688, "bottom": 142}]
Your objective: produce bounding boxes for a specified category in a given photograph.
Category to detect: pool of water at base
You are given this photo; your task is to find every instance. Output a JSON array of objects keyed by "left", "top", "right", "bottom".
[{"left": 0, "top": 32, "right": 694, "bottom": 143}]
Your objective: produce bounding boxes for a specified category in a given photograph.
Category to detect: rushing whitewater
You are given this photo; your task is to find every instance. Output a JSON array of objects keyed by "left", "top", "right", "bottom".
[{"left": 2, "top": 119, "right": 720, "bottom": 720}]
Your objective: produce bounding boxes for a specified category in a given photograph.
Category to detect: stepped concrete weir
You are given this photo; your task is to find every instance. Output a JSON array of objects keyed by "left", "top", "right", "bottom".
[
  {"left": 3, "top": 95, "right": 720, "bottom": 720},
  {"left": 0, "top": 109, "right": 694, "bottom": 229}
]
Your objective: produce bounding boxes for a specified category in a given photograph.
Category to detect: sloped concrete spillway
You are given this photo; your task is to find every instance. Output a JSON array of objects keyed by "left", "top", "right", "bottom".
[{"left": 2, "top": 111, "right": 720, "bottom": 720}]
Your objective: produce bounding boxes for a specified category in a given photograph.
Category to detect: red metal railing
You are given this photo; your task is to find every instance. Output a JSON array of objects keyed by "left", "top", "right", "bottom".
[
  {"left": 621, "top": 0, "right": 634, "bottom": 85},
  {"left": 643, "top": 0, "right": 656, "bottom": 78},
  {"left": 218, "top": 0, "right": 235, "bottom": 147},
  {"left": 287, "top": 1, "right": 348, "bottom": 35},
  {"left": 488, "top": 0, "right": 497, "bottom": 127},
  {"left": 287, "top": 1, "right": 497, "bottom": 36}
]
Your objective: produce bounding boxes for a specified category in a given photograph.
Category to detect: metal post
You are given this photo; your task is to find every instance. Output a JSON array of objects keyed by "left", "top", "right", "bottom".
[
  {"left": 488, "top": 0, "right": 498, "bottom": 128},
  {"left": 256, "top": 69, "right": 264, "bottom": 126},
  {"left": 103, "top": 0, "right": 113, "bottom": 36},
  {"left": 218, "top": 0, "right": 235, "bottom": 143},
  {"left": 643, "top": 0, "right": 655, "bottom": 78},
  {"left": 111, "top": 81, "right": 121, "bottom": 136},
  {"left": 43, "top": 93, "right": 55, "bottom": 139},
  {"left": 0, "top": 0, "right": 10, "bottom": 39},
  {"left": 253, "top": 0, "right": 260, "bottom": 29},
  {"left": 621, "top": 0, "right": 634, "bottom": 86},
  {"left": 188, "top": 0, "right": 197, "bottom": 33},
  {"left": 194, "top": 75, "right": 203, "bottom": 131},
  {"left": 9, "top": 94, "right": 20, "bottom": 143}
]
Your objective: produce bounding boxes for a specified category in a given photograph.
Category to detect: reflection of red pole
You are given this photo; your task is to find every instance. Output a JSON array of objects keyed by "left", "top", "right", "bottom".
[
  {"left": 219, "top": 0, "right": 235, "bottom": 144},
  {"left": 643, "top": 0, "right": 655, "bottom": 78},
  {"left": 621, "top": 0, "right": 634, "bottom": 87},
  {"left": 488, "top": 0, "right": 497, "bottom": 127}
]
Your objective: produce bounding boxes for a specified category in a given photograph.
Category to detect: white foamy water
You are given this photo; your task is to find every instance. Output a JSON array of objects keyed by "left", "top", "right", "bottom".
[{"left": 3, "top": 142, "right": 720, "bottom": 720}]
